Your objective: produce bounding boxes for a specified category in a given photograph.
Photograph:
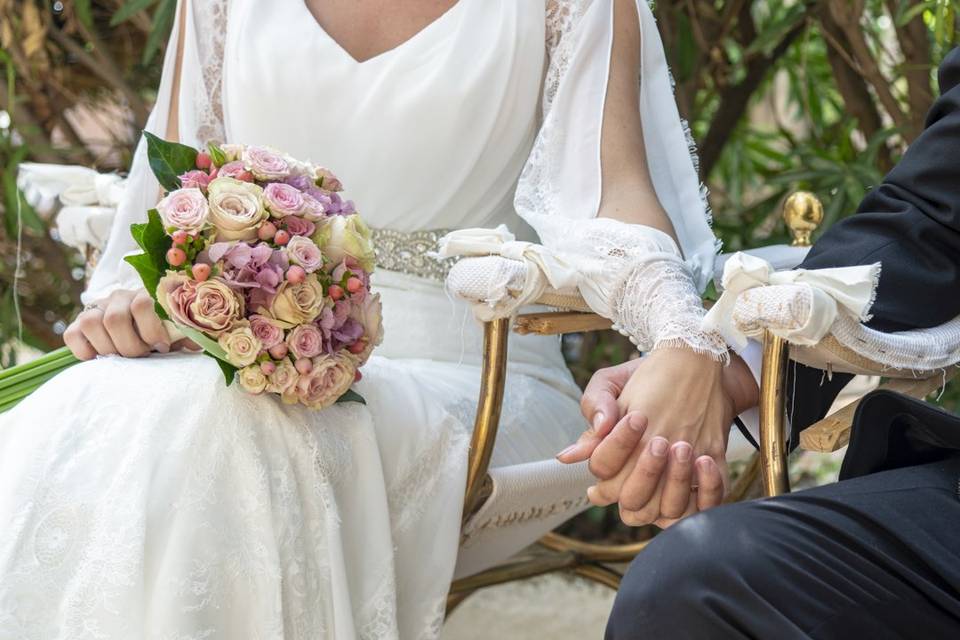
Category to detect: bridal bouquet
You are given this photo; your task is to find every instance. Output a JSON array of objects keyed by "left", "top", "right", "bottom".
[
  {"left": 126, "top": 134, "right": 383, "bottom": 408},
  {"left": 0, "top": 135, "right": 383, "bottom": 413}
]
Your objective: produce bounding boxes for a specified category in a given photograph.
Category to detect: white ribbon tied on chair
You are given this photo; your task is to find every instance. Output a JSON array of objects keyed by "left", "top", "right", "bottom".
[
  {"left": 434, "top": 225, "right": 582, "bottom": 321},
  {"left": 18, "top": 162, "right": 125, "bottom": 252},
  {"left": 703, "top": 252, "right": 881, "bottom": 350}
]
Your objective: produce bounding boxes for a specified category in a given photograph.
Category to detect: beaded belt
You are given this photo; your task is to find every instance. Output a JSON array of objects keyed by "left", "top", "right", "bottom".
[{"left": 371, "top": 227, "right": 458, "bottom": 282}]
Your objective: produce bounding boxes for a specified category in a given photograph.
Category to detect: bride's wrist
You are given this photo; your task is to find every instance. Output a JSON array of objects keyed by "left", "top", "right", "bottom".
[{"left": 612, "top": 257, "right": 728, "bottom": 362}]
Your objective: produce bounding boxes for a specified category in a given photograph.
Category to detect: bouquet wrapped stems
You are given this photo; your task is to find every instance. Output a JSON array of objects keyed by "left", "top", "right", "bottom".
[{"left": 0, "top": 347, "right": 79, "bottom": 414}]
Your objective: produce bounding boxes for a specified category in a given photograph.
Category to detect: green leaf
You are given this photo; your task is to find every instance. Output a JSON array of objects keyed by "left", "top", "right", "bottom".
[
  {"left": 123, "top": 209, "right": 172, "bottom": 300},
  {"left": 75, "top": 0, "right": 95, "bottom": 30},
  {"left": 144, "top": 130, "right": 198, "bottom": 191},
  {"left": 209, "top": 353, "right": 238, "bottom": 386},
  {"left": 142, "top": 0, "right": 176, "bottom": 65},
  {"left": 336, "top": 389, "right": 366, "bottom": 405},
  {"left": 207, "top": 142, "right": 227, "bottom": 167},
  {"left": 110, "top": 0, "right": 157, "bottom": 26}
]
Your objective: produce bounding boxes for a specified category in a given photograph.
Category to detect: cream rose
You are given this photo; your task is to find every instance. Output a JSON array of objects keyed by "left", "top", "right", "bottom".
[
  {"left": 217, "top": 322, "right": 263, "bottom": 367},
  {"left": 296, "top": 353, "right": 356, "bottom": 409},
  {"left": 266, "top": 359, "right": 299, "bottom": 401},
  {"left": 267, "top": 274, "right": 326, "bottom": 328},
  {"left": 238, "top": 365, "right": 268, "bottom": 394},
  {"left": 312, "top": 214, "right": 376, "bottom": 272},
  {"left": 207, "top": 177, "right": 267, "bottom": 241}
]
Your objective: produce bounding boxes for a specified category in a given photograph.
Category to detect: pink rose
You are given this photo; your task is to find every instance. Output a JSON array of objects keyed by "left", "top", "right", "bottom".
[
  {"left": 285, "top": 236, "right": 324, "bottom": 273},
  {"left": 283, "top": 216, "right": 316, "bottom": 237},
  {"left": 249, "top": 314, "right": 284, "bottom": 349},
  {"left": 263, "top": 182, "right": 305, "bottom": 218},
  {"left": 296, "top": 353, "right": 356, "bottom": 409},
  {"left": 349, "top": 292, "right": 383, "bottom": 363},
  {"left": 218, "top": 161, "right": 249, "bottom": 180},
  {"left": 266, "top": 359, "right": 300, "bottom": 401},
  {"left": 300, "top": 194, "right": 328, "bottom": 221},
  {"left": 315, "top": 167, "right": 343, "bottom": 192},
  {"left": 178, "top": 170, "right": 213, "bottom": 191},
  {"left": 156, "top": 274, "right": 244, "bottom": 336},
  {"left": 286, "top": 323, "right": 324, "bottom": 359},
  {"left": 156, "top": 188, "right": 209, "bottom": 233},
  {"left": 243, "top": 146, "right": 290, "bottom": 181}
]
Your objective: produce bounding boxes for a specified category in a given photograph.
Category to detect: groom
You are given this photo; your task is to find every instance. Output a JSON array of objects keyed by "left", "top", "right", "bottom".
[{"left": 564, "top": 47, "right": 960, "bottom": 638}]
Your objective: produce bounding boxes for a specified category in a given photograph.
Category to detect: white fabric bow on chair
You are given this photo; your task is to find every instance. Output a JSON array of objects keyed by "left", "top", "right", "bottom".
[
  {"left": 435, "top": 225, "right": 581, "bottom": 321},
  {"left": 703, "top": 252, "right": 881, "bottom": 350}
]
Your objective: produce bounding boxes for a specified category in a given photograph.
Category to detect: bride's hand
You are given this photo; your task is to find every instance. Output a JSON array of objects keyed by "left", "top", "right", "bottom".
[
  {"left": 64, "top": 289, "right": 192, "bottom": 360},
  {"left": 560, "top": 348, "right": 757, "bottom": 527}
]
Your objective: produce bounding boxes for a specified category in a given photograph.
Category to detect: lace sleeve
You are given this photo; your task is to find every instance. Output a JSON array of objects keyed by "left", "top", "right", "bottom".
[
  {"left": 447, "top": 1, "right": 727, "bottom": 358},
  {"left": 82, "top": 0, "right": 229, "bottom": 305}
]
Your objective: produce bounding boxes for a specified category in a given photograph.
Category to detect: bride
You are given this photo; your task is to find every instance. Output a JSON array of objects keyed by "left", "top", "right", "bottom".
[{"left": 0, "top": 0, "right": 725, "bottom": 638}]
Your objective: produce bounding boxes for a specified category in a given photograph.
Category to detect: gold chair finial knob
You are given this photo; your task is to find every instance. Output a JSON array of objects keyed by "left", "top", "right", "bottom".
[{"left": 782, "top": 191, "right": 824, "bottom": 247}]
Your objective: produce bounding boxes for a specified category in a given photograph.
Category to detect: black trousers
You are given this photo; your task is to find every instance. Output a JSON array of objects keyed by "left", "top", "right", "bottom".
[{"left": 606, "top": 456, "right": 960, "bottom": 639}]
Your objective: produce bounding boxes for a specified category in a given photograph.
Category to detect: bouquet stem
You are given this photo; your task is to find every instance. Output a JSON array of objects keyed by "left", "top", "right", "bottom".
[{"left": 0, "top": 347, "right": 79, "bottom": 414}]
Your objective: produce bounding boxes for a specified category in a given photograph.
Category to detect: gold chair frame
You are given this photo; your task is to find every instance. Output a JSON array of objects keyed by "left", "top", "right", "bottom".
[{"left": 448, "top": 191, "right": 956, "bottom": 614}]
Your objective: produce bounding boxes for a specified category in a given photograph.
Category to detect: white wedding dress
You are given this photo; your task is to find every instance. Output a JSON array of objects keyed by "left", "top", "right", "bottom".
[{"left": 0, "top": 1, "right": 716, "bottom": 638}]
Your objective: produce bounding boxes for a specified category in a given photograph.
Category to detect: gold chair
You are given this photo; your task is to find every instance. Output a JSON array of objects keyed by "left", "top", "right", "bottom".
[{"left": 449, "top": 190, "right": 957, "bottom": 613}]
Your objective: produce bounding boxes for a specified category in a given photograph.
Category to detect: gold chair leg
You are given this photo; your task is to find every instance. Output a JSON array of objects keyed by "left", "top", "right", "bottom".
[
  {"left": 573, "top": 564, "right": 623, "bottom": 590},
  {"left": 759, "top": 331, "right": 791, "bottom": 496},
  {"left": 462, "top": 318, "right": 510, "bottom": 524},
  {"left": 538, "top": 532, "right": 651, "bottom": 563}
]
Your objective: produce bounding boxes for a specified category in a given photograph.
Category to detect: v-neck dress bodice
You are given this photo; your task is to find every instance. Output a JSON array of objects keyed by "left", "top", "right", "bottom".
[{"left": 224, "top": 0, "right": 545, "bottom": 233}]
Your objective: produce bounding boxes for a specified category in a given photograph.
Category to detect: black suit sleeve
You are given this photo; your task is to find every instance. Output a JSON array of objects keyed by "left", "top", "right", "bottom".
[{"left": 787, "top": 47, "right": 960, "bottom": 439}]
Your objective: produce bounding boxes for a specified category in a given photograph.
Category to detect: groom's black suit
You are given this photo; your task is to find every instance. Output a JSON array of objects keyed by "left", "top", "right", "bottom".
[{"left": 607, "top": 48, "right": 960, "bottom": 639}]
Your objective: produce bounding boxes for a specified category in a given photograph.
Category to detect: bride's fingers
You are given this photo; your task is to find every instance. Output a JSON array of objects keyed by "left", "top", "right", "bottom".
[
  {"left": 587, "top": 413, "right": 647, "bottom": 479},
  {"left": 617, "top": 436, "right": 669, "bottom": 511},
  {"left": 131, "top": 291, "right": 170, "bottom": 353},
  {"left": 695, "top": 455, "right": 725, "bottom": 511},
  {"left": 172, "top": 338, "right": 202, "bottom": 352},
  {"left": 103, "top": 297, "right": 151, "bottom": 358},
  {"left": 658, "top": 442, "right": 695, "bottom": 520},
  {"left": 77, "top": 309, "right": 117, "bottom": 356}
]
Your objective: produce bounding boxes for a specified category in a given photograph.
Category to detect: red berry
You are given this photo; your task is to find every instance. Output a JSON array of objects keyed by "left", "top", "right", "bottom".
[
  {"left": 171, "top": 230, "right": 189, "bottom": 245},
  {"left": 195, "top": 151, "right": 212, "bottom": 170},
  {"left": 348, "top": 340, "right": 365, "bottom": 355},
  {"left": 286, "top": 265, "right": 306, "bottom": 284},
  {"left": 346, "top": 277, "right": 363, "bottom": 294},
  {"left": 354, "top": 370, "right": 363, "bottom": 382},
  {"left": 237, "top": 170, "right": 255, "bottom": 182},
  {"left": 328, "top": 284, "right": 344, "bottom": 301},
  {"left": 274, "top": 230, "right": 291, "bottom": 246},
  {"left": 166, "top": 247, "right": 187, "bottom": 267},
  {"left": 192, "top": 263, "right": 211, "bottom": 282},
  {"left": 257, "top": 221, "right": 278, "bottom": 241}
]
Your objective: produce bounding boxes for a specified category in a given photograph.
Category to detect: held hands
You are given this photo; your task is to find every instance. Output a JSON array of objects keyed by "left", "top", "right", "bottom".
[
  {"left": 64, "top": 289, "right": 197, "bottom": 360},
  {"left": 558, "top": 348, "right": 759, "bottom": 528}
]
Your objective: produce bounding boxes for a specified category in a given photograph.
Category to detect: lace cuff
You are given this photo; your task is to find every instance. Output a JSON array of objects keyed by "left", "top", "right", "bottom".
[
  {"left": 611, "top": 257, "right": 728, "bottom": 361},
  {"left": 575, "top": 222, "right": 726, "bottom": 360}
]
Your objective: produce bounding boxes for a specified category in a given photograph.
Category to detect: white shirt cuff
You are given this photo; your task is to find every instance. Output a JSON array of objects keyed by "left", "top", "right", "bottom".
[{"left": 735, "top": 339, "right": 764, "bottom": 447}]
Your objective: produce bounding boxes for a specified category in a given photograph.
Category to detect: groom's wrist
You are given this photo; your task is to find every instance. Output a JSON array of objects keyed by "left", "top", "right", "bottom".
[{"left": 725, "top": 351, "right": 760, "bottom": 416}]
